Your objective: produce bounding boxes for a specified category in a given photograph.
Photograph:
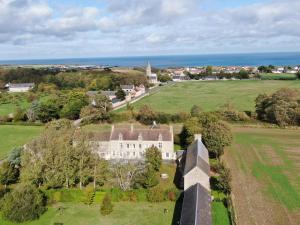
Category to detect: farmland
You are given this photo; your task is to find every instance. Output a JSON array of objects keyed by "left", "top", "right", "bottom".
[
  {"left": 130, "top": 80, "right": 300, "bottom": 113},
  {"left": 0, "top": 125, "right": 43, "bottom": 159},
  {"left": 224, "top": 126, "right": 300, "bottom": 225}
]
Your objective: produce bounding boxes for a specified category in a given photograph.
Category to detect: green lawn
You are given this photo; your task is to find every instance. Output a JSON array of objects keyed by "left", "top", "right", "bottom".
[
  {"left": 212, "top": 202, "right": 231, "bottom": 225},
  {"left": 225, "top": 127, "right": 300, "bottom": 225},
  {"left": 0, "top": 125, "right": 43, "bottom": 159},
  {"left": 130, "top": 80, "right": 300, "bottom": 113},
  {"left": 0, "top": 202, "right": 176, "bottom": 225},
  {"left": 0, "top": 200, "right": 230, "bottom": 225}
]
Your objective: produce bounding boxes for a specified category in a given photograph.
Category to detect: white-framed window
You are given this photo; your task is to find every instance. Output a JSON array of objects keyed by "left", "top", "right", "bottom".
[
  {"left": 139, "top": 144, "right": 142, "bottom": 149},
  {"left": 120, "top": 143, "right": 123, "bottom": 149},
  {"left": 159, "top": 142, "right": 162, "bottom": 149},
  {"left": 127, "top": 144, "right": 130, "bottom": 148},
  {"left": 113, "top": 151, "right": 115, "bottom": 156},
  {"left": 127, "top": 151, "right": 130, "bottom": 156},
  {"left": 133, "top": 144, "right": 136, "bottom": 148},
  {"left": 166, "top": 153, "right": 169, "bottom": 158},
  {"left": 133, "top": 152, "right": 136, "bottom": 156}
]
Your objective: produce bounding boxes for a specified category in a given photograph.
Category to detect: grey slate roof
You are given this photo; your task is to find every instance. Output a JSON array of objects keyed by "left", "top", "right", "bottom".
[
  {"left": 183, "top": 139, "right": 210, "bottom": 177},
  {"left": 120, "top": 85, "right": 135, "bottom": 90},
  {"left": 110, "top": 124, "right": 172, "bottom": 141},
  {"left": 180, "top": 183, "right": 212, "bottom": 225},
  {"left": 9, "top": 83, "right": 34, "bottom": 88}
]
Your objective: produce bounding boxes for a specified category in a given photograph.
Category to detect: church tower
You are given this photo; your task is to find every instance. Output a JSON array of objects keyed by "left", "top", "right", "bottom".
[{"left": 146, "top": 61, "right": 152, "bottom": 78}]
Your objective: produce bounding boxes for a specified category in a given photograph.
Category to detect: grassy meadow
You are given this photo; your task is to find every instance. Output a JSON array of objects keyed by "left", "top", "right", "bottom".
[
  {"left": 225, "top": 126, "right": 300, "bottom": 225},
  {"left": 0, "top": 125, "right": 43, "bottom": 159},
  {"left": 130, "top": 80, "right": 300, "bottom": 113}
]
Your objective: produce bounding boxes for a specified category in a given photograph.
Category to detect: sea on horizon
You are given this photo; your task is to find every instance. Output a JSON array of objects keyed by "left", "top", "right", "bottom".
[{"left": 0, "top": 52, "right": 299, "bottom": 68}]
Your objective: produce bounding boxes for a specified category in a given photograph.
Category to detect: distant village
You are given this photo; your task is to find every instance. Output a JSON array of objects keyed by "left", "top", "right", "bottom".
[{"left": 2, "top": 63, "right": 300, "bottom": 110}]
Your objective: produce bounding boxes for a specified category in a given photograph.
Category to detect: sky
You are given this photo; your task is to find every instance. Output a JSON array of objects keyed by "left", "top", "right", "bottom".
[{"left": 0, "top": 0, "right": 300, "bottom": 59}]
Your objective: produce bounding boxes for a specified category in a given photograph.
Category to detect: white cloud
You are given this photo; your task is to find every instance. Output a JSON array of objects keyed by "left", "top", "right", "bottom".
[{"left": 0, "top": 0, "right": 300, "bottom": 59}]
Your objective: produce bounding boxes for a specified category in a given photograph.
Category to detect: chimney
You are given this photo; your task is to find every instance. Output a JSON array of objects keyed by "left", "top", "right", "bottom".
[
  {"left": 194, "top": 134, "right": 202, "bottom": 141},
  {"left": 131, "top": 124, "right": 134, "bottom": 132},
  {"left": 111, "top": 125, "right": 114, "bottom": 132}
]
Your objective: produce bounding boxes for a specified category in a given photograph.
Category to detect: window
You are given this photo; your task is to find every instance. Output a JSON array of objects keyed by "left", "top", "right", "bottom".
[
  {"left": 127, "top": 151, "right": 130, "bottom": 156},
  {"left": 139, "top": 152, "right": 143, "bottom": 157},
  {"left": 139, "top": 144, "right": 142, "bottom": 149},
  {"left": 127, "top": 144, "right": 130, "bottom": 148},
  {"left": 166, "top": 153, "right": 169, "bottom": 158},
  {"left": 133, "top": 152, "right": 136, "bottom": 156},
  {"left": 133, "top": 144, "right": 136, "bottom": 148},
  {"left": 119, "top": 133, "right": 123, "bottom": 141},
  {"left": 120, "top": 143, "right": 123, "bottom": 149},
  {"left": 113, "top": 151, "right": 115, "bottom": 156},
  {"left": 159, "top": 142, "right": 162, "bottom": 149}
]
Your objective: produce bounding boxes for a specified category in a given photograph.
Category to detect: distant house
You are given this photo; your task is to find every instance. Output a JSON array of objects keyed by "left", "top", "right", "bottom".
[
  {"left": 180, "top": 183, "right": 212, "bottom": 225},
  {"left": 121, "top": 85, "right": 135, "bottom": 94},
  {"left": 7, "top": 83, "right": 34, "bottom": 92},
  {"left": 88, "top": 124, "right": 176, "bottom": 160}
]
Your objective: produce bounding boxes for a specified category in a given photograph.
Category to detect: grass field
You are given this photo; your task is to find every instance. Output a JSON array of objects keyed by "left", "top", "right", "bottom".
[
  {"left": 259, "top": 73, "right": 297, "bottom": 80},
  {"left": 0, "top": 125, "right": 43, "bottom": 159},
  {"left": 130, "top": 80, "right": 300, "bottom": 113},
  {"left": 0, "top": 202, "right": 176, "bottom": 225},
  {"left": 224, "top": 126, "right": 300, "bottom": 225}
]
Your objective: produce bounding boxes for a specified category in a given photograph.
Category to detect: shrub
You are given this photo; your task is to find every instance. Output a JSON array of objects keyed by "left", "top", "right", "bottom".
[
  {"left": 0, "top": 184, "right": 46, "bottom": 223},
  {"left": 147, "top": 186, "right": 165, "bottom": 202},
  {"left": 165, "top": 188, "right": 180, "bottom": 201},
  {"left": 100, "top": 193, "right": 114, "bottom": 215},
  {"left": 83, "top": 186, "right": 95, "bottom": 205}
]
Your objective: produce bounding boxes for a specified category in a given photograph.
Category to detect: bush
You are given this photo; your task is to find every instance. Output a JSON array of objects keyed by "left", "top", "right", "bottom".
[
  {"left": 164, "top": 188, "right": 180, "bottom": 201},
  {"left": 100, "top": 193, "right": 114, "bottom": 215},
  {"left": 0, "top": 184, "right": 46, "bottom": 223},
  {"left": 147, "top": 186, "right": 165, "bottom": 202},
  {"left": 83, "top": 186, "right": 95, "bottom": 205}
]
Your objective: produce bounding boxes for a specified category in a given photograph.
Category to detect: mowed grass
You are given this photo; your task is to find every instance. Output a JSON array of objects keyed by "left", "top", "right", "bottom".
[
  {"left": 226, "top": 127, "right": 300, "bottom": 225},
  {"left": 0, "top": 125, "right": 43, "bottom": 159},
  {"left": 0, "top": 202, "right": 176, "bottom": 225},
  {"left": 131, "top": 80, "right": 300, "bottom": 113},
  {"left": 212, "top": 202, "right": 231, "bottom": 225}
]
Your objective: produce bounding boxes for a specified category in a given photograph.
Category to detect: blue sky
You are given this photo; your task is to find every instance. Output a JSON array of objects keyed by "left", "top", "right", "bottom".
[{"left": 0, "top": 0, "right": 299, "bottom": 59}]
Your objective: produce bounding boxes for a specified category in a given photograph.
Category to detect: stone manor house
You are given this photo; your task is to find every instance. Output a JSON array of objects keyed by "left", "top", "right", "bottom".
[{"left": 87, "top": 124, "right": 176, "bottom": 161}]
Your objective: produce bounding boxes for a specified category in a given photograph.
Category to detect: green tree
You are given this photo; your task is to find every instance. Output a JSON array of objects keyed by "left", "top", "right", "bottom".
[
  {"left": 0, "top": 161, "right": 19, "bottom": 188},
  {"left": 238, "top": 69, "right": 249, "bottom": 79},
  {"left": 145, "top": 146, "right": 162, "bottom": 171},
  {"left": 137, "top": 105, "right": 157, "bottom": 125},
  {"left": 115, "top": 88, "right": 126, "bottom": 101},
  {"left": 190, "top": 105, "right": 202, "bottom": 117},
  {"left": 60, "top": 92, "right": 88, "bottom": 120},
  {"left": 202, "top": 121, "right": 233, "bottom": 158},
  {"left": 93, "top": 93, "right": 112, "bottom": 113},
  {"left": 35, "top": 95, "right": 61, "bottom": 122},
  {"left": 255, "top": 88, "right": 300, "bottom": 126},
  {"left": 158, "top": 74, "right": 172, "bottom": 83},
  {"left": 100, "top": 193, "right": 114, "bottom": 215},
  {"left": 142, "top": 166, "right": 159, "bottom": 188},
  {"left": 1, "top": 184, "right": 46, "bottom": 223},
  {"left": 179, "top": 117, "right": 202, "bottom": 148}
]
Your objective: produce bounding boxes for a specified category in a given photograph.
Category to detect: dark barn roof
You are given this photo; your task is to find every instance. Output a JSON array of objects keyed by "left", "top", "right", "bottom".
[
  {"left": 183, "top": 139, "right": 210, "bottom": 177},
  {"left": 180, "top": 183, "right": 212, "bottom": 225}
]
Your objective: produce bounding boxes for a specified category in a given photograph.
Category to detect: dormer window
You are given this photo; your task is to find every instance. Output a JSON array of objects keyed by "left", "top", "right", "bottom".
[
  {"left": 138, "top": 133, "right": 143, "bottom": 141},
  {"left": 158, "top": 133, "right": 163, "bottom": 141},
  {"left": 119, "top": 133, "right": 123, "bottom": 141}
]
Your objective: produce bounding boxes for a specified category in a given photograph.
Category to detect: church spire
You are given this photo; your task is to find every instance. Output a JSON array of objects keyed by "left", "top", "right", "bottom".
[{"left": 146, "top": 61, "right": 152, "bottom": 77}]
